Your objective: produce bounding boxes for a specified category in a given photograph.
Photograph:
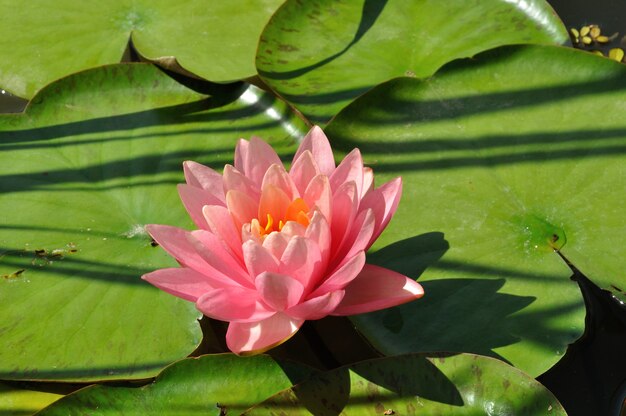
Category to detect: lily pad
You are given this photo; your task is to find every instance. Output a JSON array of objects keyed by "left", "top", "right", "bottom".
[
  {"left": 38, "top": 354, "right": 316, "bottom": 415},
  {"left": 0, "top": 382, "right": 62, "bottom": 415},
  {"left": 0, "top": 63, "right": 307, "bottom": 381},
  {"left": 0, "top": 0, "right": 283, "bottom": 98},
  {"left": 245, "top": 353, "right": 566, "bottom": 415},
  {"left": 256, "top": 0, "right": 569, "bottom": 123},
  {"left": 325, "top": 44, "right": 626, "bottom": 376}
]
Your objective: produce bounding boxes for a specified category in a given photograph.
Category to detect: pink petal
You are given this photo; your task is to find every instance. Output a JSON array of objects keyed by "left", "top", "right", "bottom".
[
  {"left": 245, "top": 136, "right": 282, "bottom": 186},
  {"left": 241, "top": 223, "right": 259, "bottom": 243},
  {"left": 258, "top": 185, "right": 291, "bottom": 226},
  {"left": 183, "top": 161, "right": 225, "bottom": 205},
  {"left": 142, "top": 267, "right": 216, "bottom": 302},
  {"left": 226, "top": 190, "right": 259, "bottom": 231},
  {"left": 280, "top": 221, "right": 306, "bottom": 238},
  {"left": 147, "top": 225, "right": 246, "bottom": 288},
  {"left": 177, "top": 184, "right": 224, "bottom": 230},
  {"left": 234, "top": 139, "right": 249, "bottom": 174},
  {"left": 293, "top": 126, "right": 335, "bottom": 176},
  {"left": 202, "top": 205, "right": 243, "bottom": 260},
  {"left": 255, "top": 271, "right": 305, "bottom": 311},
  {"left": 329, "top": 148, "right": 364, "bottom": 197},
  {"left": 226, "top": 313, "right": 303, "bottom": 355},
  {"left": 303, "top": 174, "right": 332, "bottom": 223},
  {"left": 261, "top": 164, "right": 299, "bottom": 200},
  {"left": 287, "top": 290, "right": 345, "bottom": 320},
  {"left": 329, "top": 181, "right": 358, "bottom": 255},
  {"left": 362, "top": 167, "right": 374, "bottom": 195},
  {"left": 359, "top": 177, "right": 402, "bottom": 249},
  {"left": 223, "top": 164, "right": 260, "bottom": 201},
  {"left": 243, "top": 240, "right": 279, "bottom": 278},
  {"left": 190, "top": 230, "right": 253, "bottom": 288},
  {"left": 304, "top": 211, "right": 331, "bottom": 266},
  {"left": 330, "top": 208, "right": 375, "bottom": 270},
  {"left": 290, "top": 150, "right": 320, "bottom": 195},
  {"left": 279, "top": 236, "right": 323, "bottom": 292},
  {"left": 309, "top": 251, "right": 366, "bottom": 298},
  {"left": 262, "top": 231, "right": 290, "bottom": 261},
  {"left": 197, "top": 286, "right": 274, "bottom": 323},
  {"left": 332, "top": 264, "right": 424, "bottom": 316},
  {"left": 145, "top": 224, "right": 210, "bottom": 273}
]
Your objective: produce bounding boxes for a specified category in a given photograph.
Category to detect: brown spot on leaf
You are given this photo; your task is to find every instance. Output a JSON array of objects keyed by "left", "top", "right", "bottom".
[
  {"left": 278, "top": 44, "right": 299, "bottom": 52},
  {"left": 2, "top": 269, "right": 25, "bottom": 279}
]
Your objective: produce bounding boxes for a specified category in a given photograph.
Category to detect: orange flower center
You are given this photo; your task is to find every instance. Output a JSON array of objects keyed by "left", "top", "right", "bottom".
[{"left": 251, "top": 197, "right": 311, "bottom": 237}]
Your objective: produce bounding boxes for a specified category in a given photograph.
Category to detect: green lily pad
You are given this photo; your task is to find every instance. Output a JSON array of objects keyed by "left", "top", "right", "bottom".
[
  {"left": 0, "top": 63, "right": 307, "bottom": 381},
  {"left": 325, "top": 44, "right": 626, "bottom": 376},
  {"left": 245, "top": 353, "right": 566, "bottom": 415},
  {"left": 0, "top": 382, "right": 62, "bottom": 415},
  {"left": 0, "top": 0, "right": 283, "bottom": 99},
  {"left": 38, "top": 354, "right": 316, "bottom": 415},
  {"left": 256, "top": 0, "right": 569, "bottom": 123}
]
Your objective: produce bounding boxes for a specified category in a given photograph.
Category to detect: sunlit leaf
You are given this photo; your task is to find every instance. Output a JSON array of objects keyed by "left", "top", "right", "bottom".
[
  {"left": 0, "top": 0, "right": 283, "bottom": 98},
  {"left": 0, "top": 382, "right": 62, "bottom": 415},
  {"left": 257, "top": 0, "right": 569, "bottom": 123}
]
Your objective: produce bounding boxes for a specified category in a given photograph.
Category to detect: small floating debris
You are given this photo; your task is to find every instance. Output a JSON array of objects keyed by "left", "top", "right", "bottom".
[
  {"left": 569, "top": 24, "right": 624, "bottom": 63},
  {"left": 609, "top": 47, "right": 625, "bottom": 62}
]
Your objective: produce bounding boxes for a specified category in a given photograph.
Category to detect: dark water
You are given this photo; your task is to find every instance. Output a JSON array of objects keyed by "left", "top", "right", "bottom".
[
  {"left": 548, "top": 0, "right": 626, "bottom": 34},
  {"left": 0, "top": 89, "right": 27, "bottom": 113}
]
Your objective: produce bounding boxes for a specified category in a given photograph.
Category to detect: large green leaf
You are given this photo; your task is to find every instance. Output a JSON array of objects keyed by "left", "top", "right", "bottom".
[
  {"left": 0, "top": 63, "right": 307, "bottom": 381},
  {"left": 0, "top": 0, "right": 283, "bottom": 99},
  {"left": 0, "top": 382, "right": 62, "bottom": 415},
  {"left": 245, "top": 353, "right": 566, "bottom": 415},
  {"left": 38, "top": 354, "right": 316, "bottom": 415},
  {"left": 256, "top": 0, "right": 569, "bottom": 123},
  {"left": 325, "top": 44, "right": 626, "bottom": 376}
]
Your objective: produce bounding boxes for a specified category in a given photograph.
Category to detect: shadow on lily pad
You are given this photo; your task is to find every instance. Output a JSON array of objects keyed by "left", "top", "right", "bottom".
[
  {"left": 375, "top": 278, "right": 535, "bottom": 362},
  {"left": 270, "top": 355, "right": 463, "bottom": 416}
]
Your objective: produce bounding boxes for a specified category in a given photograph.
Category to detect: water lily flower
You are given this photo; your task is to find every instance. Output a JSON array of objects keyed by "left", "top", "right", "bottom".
[{"left": 143, "top": 126, "right": 424, "bottom": 354}]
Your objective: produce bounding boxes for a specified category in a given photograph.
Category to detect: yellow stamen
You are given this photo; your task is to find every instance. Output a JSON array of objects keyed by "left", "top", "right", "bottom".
[
  {"left": 264, "top": 214, "right": 274, "bottom": 234},
  {"left": 251, "top": 197, "right": 313, "bottom": 239}
]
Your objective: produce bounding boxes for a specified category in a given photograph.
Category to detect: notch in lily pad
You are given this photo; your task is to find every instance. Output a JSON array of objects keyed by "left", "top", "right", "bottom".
[{"left": 514, "top": 214, "right": 567, "bottom": 253}]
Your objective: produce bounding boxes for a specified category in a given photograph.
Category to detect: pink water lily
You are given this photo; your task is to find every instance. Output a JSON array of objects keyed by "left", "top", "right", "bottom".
[{"left": 143, "top": 126, "right": 423, "bottom": 354}]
